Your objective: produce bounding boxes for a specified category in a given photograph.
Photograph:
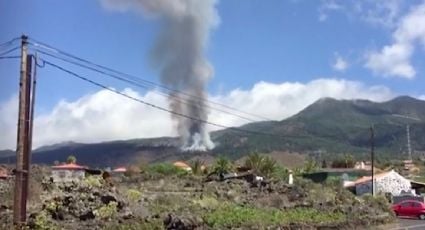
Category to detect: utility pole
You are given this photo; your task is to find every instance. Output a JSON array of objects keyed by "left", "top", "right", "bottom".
[
  {"left": 407, "top": 125, "right": 412, "bottom": 161},
  {"left": 370, "top": 126, "right": 375, "bottom": 196},
  {"left": 13, "top": 35, "right": 33, "bottom": 227}
]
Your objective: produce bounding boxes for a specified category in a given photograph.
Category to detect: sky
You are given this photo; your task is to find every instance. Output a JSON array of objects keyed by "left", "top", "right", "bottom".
[{"left": 1, "top": 0, "right": 425, "bottom": 149}]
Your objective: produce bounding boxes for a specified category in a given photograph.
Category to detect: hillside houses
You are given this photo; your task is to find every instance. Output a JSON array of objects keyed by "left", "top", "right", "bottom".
[{"left": 51, "top": 163, "right": 88, "bottom": 183}]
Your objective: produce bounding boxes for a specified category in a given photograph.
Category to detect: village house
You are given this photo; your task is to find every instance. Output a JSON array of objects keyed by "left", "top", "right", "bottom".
[
  {"left": 0, "top": 167, "right": 10, "bottom": 180},
  {"left": 51, "top": 163, "right": 88, "bottom": 183},
  {"left": 344, "top": 170, "right": 412, "bottom": 196}
]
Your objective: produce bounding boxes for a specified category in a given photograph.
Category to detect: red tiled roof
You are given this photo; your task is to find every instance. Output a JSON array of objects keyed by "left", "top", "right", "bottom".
[
  {"left": 112, "top": 167, "right": 127, "bottom": 172},
  {"left": 173, "top": 161, "right": 192, "bottom": 170},
  {"left": 52, "top": 163, "right": 87, "bottom": 170}
]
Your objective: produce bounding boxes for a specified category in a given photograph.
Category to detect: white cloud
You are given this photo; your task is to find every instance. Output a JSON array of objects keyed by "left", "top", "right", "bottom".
[
  {"left": 319, "top": 0, "right": 403, "bottom": 28},
  {"left": 0, "top": 79, "right": 394, "bottom": 150},
  {"left": 0, "top": 95, "right": 18, "bottom": 150},
  {"left": 419, "top": 95, "right": 425, "bottom": 100},
  {"left": 365, "top": 2, "right": 425, "bottom": 79},
  {"left": 332, "top": 54, "right": 349, "bottom": 71}
]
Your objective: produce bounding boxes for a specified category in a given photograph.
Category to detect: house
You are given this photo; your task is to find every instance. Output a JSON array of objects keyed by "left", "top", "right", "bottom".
[
  {"left": 51, "top": 163, "right": 88, "bottom": 183},
  {"left": 344, "top": 170, "right": 412, "bottom": 196},
  {"left": 0, "top": 167, "right": 10, "bottom": 180}
]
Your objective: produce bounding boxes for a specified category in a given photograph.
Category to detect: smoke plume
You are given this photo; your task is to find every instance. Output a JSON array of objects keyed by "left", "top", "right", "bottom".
[{"left": 100, "top": 0, "right": 219, "bottom": 151}]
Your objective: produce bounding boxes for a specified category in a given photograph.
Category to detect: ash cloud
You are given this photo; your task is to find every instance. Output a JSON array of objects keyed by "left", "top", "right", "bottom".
[{"left": 100, "top": 0, "right": 219, "bottom": 151}]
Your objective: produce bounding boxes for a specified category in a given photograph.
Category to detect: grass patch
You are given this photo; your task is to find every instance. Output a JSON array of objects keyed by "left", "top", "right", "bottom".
[
  {"left": 204, "top": 204, "right": 346, "bottom": 228},
  {"left": 145, "top": 163, "right": 188, "bottom": 177}
]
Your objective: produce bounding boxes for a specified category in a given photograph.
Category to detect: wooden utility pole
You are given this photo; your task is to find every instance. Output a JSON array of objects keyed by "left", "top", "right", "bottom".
[
  {"left": 370, "top": 126, "right": 375, "bottom": 196},
  {"left": 13, "top": 35, "right": 33, "bottom": 227}
]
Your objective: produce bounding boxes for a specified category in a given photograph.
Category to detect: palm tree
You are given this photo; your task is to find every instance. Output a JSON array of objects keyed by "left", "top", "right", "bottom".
[
  {"left": 213, "top": 156, "right": 232, "bottom": 174},
  {"left": 190, "top": 159, "right": 205, "bottom": 175},
  {"left": 66, "top": 155, "right": 77, "bottom": 164},
  {"left": 244, "top": 153, "right": 277, "bottom": 177}
]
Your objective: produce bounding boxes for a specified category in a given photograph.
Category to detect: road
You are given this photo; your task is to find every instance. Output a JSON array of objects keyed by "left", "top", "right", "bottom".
[{"left": 386, "top": 218, "right": 425, "bottom": 230}]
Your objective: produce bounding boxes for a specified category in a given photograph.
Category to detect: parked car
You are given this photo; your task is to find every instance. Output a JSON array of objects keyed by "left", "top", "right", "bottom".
[{"left": 392, "top": 200, "right": 425, "bottom": 220}]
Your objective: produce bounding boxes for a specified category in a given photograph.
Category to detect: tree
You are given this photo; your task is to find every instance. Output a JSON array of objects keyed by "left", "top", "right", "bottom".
[
  {"left": 303, "top": 158, "right": 318, "bottom": 173},
  {"left": 244, "top": 153, "right": 277, "bottom": 177},
  {"left": 189, "top": 159, "right": 205, "bottom": 175},
  {"left": 213, "top": 156, "right": 232, "bottom": 174},
  {"left": 321, "top": 159, "right": 328, "bottom": 168},
  {"left": 66, "top": 155, "right": 77, "bottom": 164}
]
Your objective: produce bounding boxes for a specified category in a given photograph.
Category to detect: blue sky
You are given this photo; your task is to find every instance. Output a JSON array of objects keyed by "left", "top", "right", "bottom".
[{"left": 0, "top": 0, "right": 425, "bottom": 148}]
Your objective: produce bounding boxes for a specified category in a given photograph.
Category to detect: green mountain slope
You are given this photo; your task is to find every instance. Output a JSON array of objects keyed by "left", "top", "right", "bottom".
[
  {"left": 213, "top": 96, "right": 425, "bottom": 158},
  {"left": 1, "top": 96, "right": 424, "bottom": 167}
]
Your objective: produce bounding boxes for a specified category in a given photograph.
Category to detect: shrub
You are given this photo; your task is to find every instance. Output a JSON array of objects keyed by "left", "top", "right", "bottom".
[
  {"left": 95, "top": 201, "right": 118, "bottom": 220},
  {"left": 83, "top": 176, "right": 103, "bottom": 188},
  {"left": 126, "top": 189, "right": 142, "bottom": 202},
  {"left": 189, "top": 159, "right": 205, "bottom": 175},
  {"left": 203, "top": 204, "right": 345, "bottom": 228},
  {"left": 66, "top": 155, "right": 77, "bottom": 164},
  {"left": 244, "top": 153, "right": 277, "bottom": 177},
  {"left": 32, "top": 210, "right": 58, "bottom": 230},
  {"left": 146, "top": 163, "right": 188, "bottom": 176},
  {"left": 213, "top": 156, "right": 233, "bottom": 174}
]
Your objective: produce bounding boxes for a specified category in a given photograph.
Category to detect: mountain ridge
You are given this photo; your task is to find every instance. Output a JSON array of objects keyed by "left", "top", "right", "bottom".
[{"left": 1, "top": 95, "right": 424, "bottom": 167}]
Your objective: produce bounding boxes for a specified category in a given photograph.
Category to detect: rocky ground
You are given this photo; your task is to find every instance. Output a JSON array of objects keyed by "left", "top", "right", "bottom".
[{"left": 0, "top": 165, "right": 395, "bottom": 230}]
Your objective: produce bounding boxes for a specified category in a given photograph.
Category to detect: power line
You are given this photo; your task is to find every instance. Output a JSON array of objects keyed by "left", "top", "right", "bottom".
[
  {"left": 27, "top": 38, "right": 274, "bottom": 121},
  {"left": 41, "top": 59, "right": 303, "bottom": 140},
  {"left": 0, "top": 46, "right": 20, "bottom": 56},
  {"left": 0, "top": 36, "right": 20, "bottom": 48},
  {"left": 33, "top": 48, "right": 259, "bottom": 122},
  {"left": 0, "top": 56, "right": 20, "bottom": 60}
]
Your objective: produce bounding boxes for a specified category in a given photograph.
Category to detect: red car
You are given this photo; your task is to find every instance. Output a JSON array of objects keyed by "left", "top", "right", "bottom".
[{"left": 392, "top": 200, "right": 425, "bottom": 220}]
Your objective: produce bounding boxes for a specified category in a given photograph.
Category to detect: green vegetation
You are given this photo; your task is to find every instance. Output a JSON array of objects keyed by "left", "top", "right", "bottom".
[
  {"left": 330, "top": 154, "right": 355, "bottom": 168},
  {"left": 66, "top": 155, "right": 77, "bottom": 164},
  {"left": 126, "top": 189, "right": 142, "bottom": 202},
  {"left": 103, "top": 221, "right": 162, "bottom": 230},
  {"left": 189, "top": 159, "right": 205, "bottom": 175},
  {"left": 244, "top": 153, "right": 278, "bottom": 177},
  {"left": 95, "top": 202, "right": 118, "bottom": 220},
  {"left": 212, "top": 156, "right": 232, "bottom": 174},
  {"left": 203, "top": 204, "right": 346, "bottom": 228},
  {"left": 83, "top": 176, "right": 103, "bottom": 188},
  {"left": 32, "top": 211, "right": 58, "bottom": 230},
  {"left": 146, "top": 163, "right": 188, "bottom": 177}
]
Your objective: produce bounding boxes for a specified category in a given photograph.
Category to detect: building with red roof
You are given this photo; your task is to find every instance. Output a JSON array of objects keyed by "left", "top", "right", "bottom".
[
  {"left": 0, "top": 167, "right": 10, "bottom": 180},
  {"left": 51, "top": 163, "right": 88, "bottom": 183},
  {"left": 112, "top": 167, "right": 127, "bottom": 173}
]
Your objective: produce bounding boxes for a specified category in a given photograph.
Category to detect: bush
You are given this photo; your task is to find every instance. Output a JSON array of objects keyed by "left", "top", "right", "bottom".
[
  {"left": 66, "top": 155, "right": 77, "bottom": 164},
  {"left": 189, "top": 159, "right": 205, "bottom": 175},
  {"left": 212, "top": 156, "right": 233, "bottom": 174},
  {"left": 126, "top": 189, "right": 142, "bottom": 202},
  {"left": 204, "top": 204, "right": 345, "bottom": 228},
  {"left": 244, "top": 153, "right": 278, "bottom": 177},
  {"left": 146, "top": 163, "right": 188, "bottom": 177},
  {"left": 83, "top": 176, "right": 103, "bottom": 188},
  {"left": 31, "top": 210, "right": 58, "bottom": 230},
  {"left": 95, "top": 201, "right": 118, "bottom": 220}
]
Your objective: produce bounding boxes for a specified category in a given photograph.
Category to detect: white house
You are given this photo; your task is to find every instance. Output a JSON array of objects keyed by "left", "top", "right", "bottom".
[
  {"left": 51, "top": 163, "right": 87, "bottom": 183},
  {"left": 344, "top": 170, "right": 412, "bottom": 196}
]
